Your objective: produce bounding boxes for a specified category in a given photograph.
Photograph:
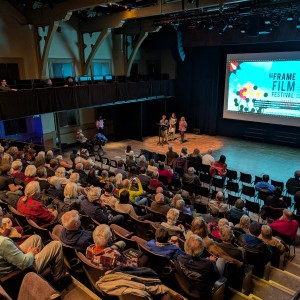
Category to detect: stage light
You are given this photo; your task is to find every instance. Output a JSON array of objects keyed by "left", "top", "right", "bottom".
[
  {"left": 287, "top": 13, "right": 294, "bottom": 21},
  {"left": 296, "top": 19, "right": 300, "bottom": 29},
  {"left": 240, "top": 27, "right": 246, "bottom": 34}
]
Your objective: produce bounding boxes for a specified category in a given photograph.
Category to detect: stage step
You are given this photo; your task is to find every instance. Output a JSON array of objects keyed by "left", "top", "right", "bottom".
[
  {"left": 285, "top": 261, "right": 300, "bottom": 277},
  {"left": 251, "top": 276, "right": 294, "bottom": 300},
  {"left": 268, "top": 266, "right": 300, "bottom": 291}
]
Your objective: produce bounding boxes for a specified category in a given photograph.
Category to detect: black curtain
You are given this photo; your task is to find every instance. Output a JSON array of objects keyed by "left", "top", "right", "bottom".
[{"left": 174, "top": 47, "right": 220, "bottom": 135}]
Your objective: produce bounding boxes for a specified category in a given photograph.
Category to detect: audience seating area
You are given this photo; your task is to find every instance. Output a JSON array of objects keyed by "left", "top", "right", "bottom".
[{"left": 0, "top": 140, "right": 300, "bottom": 300}]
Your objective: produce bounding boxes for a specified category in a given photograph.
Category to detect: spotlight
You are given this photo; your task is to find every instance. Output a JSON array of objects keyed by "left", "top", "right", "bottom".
[
  {"left": 240, "top": 27, "right": 246, "bottom": 34},
  {"left": 296, "top": 19, "right": 300, "bottom": 29},
  {"left": 287, "top": 13, "right": 294, "bottom": 21}
]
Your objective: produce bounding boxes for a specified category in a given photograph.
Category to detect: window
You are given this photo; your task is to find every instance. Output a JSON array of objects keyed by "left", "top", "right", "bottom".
[
  {"left": 92, "top": 61, "right": 111, "bottom": 76},
  {"left": 49, "top": 59, "right": 74, "bottom": 78}
]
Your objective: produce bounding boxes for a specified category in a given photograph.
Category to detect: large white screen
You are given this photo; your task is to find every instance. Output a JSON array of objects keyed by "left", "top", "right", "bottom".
[{"left": 223, "top": 52, "right": 300, "bottom": 127}]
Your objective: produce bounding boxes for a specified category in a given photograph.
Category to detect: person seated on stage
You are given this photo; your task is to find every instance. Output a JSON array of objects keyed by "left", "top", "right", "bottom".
[
  {"left": 187, "top": 148, "right": 202, "bottom": 165},
  {"left": 96, "top": 132, "right": 108, "bottom": 144},
  {"left": 168, "top": 112, "right": 177, "bottom": 141},
  {"left": 120, "top": 178, "right": 148, "bottom": 206},
  {"left": 64, "top": 76, "right": 77, "bottom": 87},
  {"left": 270, "top": 209, "right": 298, "bottom": 240},
  {"left": 17, "top": 181, "right": 57, "bottom": 226},
  {"left": 146, "top": 226, "right": 185, "bottom": 259},
  {"left": 176, "top": 234, "right": 220, "bottom": 298},
  {"left": 76, "top": 129, "right": 91, "bottom": 149},
  {"left": 60, "top": 210, "right": 93, "bottom": 252},
  {"left": 210, "top": 155, "right": 227, "bottom": 178},
  {"left": 157, "top": 162, "right": 173, "bottom": 184},
  {"left": 0, "top": 79, "right": 17, "bottom": 91},
  {"left": 159, "top": 115, "right": 169, "bottom": 144},
  {"left": 86, "top": 224, "right": 137, "bottom": 270},
  {"left": 151, "top": 193, "right": 171, "bottom": 216},
  {"left": 165, "top": 146, "right": 178, "bottom": 168},
  {"left": 161, "top": 208, "right": 185, "bottom": 237},
  {"left": 115, "top": 190, "right": 139, "bottom": 219},
  {"left": 208, "top": 191, "right": 228, "bottom": 214},
  {"left": 286, "top": 170, "right": 300, "bottom": 195},
  {"left": 255, "top": 174, "right": 275, "bottom": 193},
  {"left": 202, "top": 149, "right": 215, "bottom": 166},
  {"left": 228, "top": 199, "right": 249, "bottom": 221},
  {"left": 265, "top": 187, "right": 287, "bottom": 208},
  {"left": 147, "top": 159, "right": 158, "bottom": 176}
]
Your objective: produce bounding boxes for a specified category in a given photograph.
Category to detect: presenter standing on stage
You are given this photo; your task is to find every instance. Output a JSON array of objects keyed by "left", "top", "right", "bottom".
[
  {"left": 96, "top": 116, "right": 104, "bottom": 133},
  {"left": 159, "top": 115, "right": 169, "bottom": 144},
  {"left": 168, "top": 112, "right": 177, "bottom": 141},
  {"left": 179, "top": 116, "right": 188, "bottom": 144}
]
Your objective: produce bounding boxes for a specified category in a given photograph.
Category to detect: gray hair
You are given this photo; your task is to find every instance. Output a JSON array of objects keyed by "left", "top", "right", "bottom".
[
  {"left": 87, "top": 187, "right": 101, "bottom": 202},
  {"left": 64, "top": 182, "right": 78, "bottom": 199},
  {"left": 166, "top": 208, "right": 179, "bottom": 225},
  {"left": 93, "top": 224, "right": 111, "bottom": 247},
  {"left": 184, "top": 234, "right": 204, "bottom": 257},
  {"left": 219, "top": 225, "right": 234, "bottom": 242},
  {"left": 55, "top": 167, "right": 66, "bottom": 178},
  {"left": 175, "top": 199, "right": 185, "bottom": 211},
  {"left": 61, "top": 210, "right": 80, "bottom": 230},
  {"left": 69, "top": 172, "right": 80, "bottom": 183},
  {"left": 261, "top": 225, "right": 272, "bottom": 240},
  {"left": 155, "top": 193, "right": 164, "bottom": 203},
  {"left": 24, "top": 165, "right": 36, "bottom": 177},
  {"left": 11, "top": 160, "right": 22, "bottom": 171}
]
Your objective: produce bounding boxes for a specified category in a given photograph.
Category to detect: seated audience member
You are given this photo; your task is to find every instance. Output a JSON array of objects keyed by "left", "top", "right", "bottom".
[
  {"left": 187, "top": 148, "right": 202, "bottom": 164},
  {"left": 74, "top": 155, "right": 94, "bottom": 170},
  {"left": 265, "top": 187, "right": 287, "bottom": 208},
  {"left": 208, "top": 191, "right": 228, "bottom": 214},
  {"left": 81, "top": 187, "right": 123, "bottom": 224},
  {"left": 55, "top": 167, "right": 69, "bottom": 186},
  {"left": 146, "top": 226, "right": 185, "bottom": 259},
  {"left": 120, "top": 178, "right": 148, "bottom": 206},
  {"left": 125, "top": 151, "right": 136, "bottom": 170},
  {"left": 74, "top": 163, "right": 88, "bottom": 183},
  {"left": 202, "top": 149, "right": 215, "bottom": 166},
  {"left": 175, "top": 199, "right": 193, "bottom": 225},
  {"left": 255, "top": 174, "right": 275, "bottom": 193},
  {"left": 24, "top": 165, "right": 37, "bottom": 183},
  {"left": 210, "top": 155, "right": 227, "bottom": 178},
  {"left": 259, "top": 225, "right": 287, "bottom": 254},
  {"left": 238, "top": 222, "right": 271, "bottom": 260},
  {"left": 182, "top": 167, "right": 201, "bottom": 185},
  {"left": 46, "top": 158, "right": 58, "bottom": 177},
  {"left": 210, "top": 218, "right": 230, "bottom": 241},
  {"left": 64, "top": 76, "right": 77, "bottom": 87},
  {"left": 270, "top": 209, "right": 299, "bottom": 240},
  {"left": 161, "top": 208, "right": 185, "bottom": 237},
  {"left": 201, "top": 206, "right": 220, "bottom": 224},
  {"left": 114, "top": 160, "right": 128, "bottom": 179},
  {"left": 137, "top": 155, "right": 148, "bottom": 169},
  {"left": 179, "top": 147, "right": 188, "bottom": 158},
  {"left": 113, "top": 173, "right": 123, "bottom": 193},
  {"left": 228, "top": 199, "right": 249, "bottom": 221},
  {"left": 99, "top": 170, "right": 110, "bottom": 185},
  {"left": 186, "top": 217, "right": 243, "bottom": 266},
  {"left": 147, "top": 159, "right": 158, "bottom": 175},
  {"left": 64, "top": 182, "right": 84, "bottom": 206},
  {"left": 151, "top": 193, "right": 170, "bottom": 216},
  {"left": 218, "top": 225, "right": 245, "bottom": 262},
  {"left": 34, "top": 151, "right": 46, "bottom": 168},
  {"left": 176, "top": 235, "right": 220, "bottom": 298},
  {"left": 148, "top": 171, "right": 165, "bottom": 190},
  {"left": 115, "top": 190, "right": 139, "bottom": 219},
  {"left": 59, "top": 152, "right": 73, "bottom": 169},
  {"left": 137, "top": 167, "right": 151, "bottom": 187},
  {"left": 36, "top": 166, "right": 50, "bottom": 192},
  {"left": 234, "top": 215, "right": 251, "bottom": 234},
  {"left": 0, "top": 217, "right": 28, "bottom": 245},
  {"left": 86, "top": 224, "right": 137, "bottom": 270},
  {"left": 165, "top": 146, "right": 178, "bottom": 168},
  {"left": 60, "top": 210, "right": 93, "bottom": 252},
  {"left": 0, "top": 234, "right": 66, "bottom": 283},
  {"left": 47, "top": 176, "right": 64, "bottom": 200},
  {"left": 100, "top": 183, "right": 118, "bottom": 208},
  {"left": 286, "top": 170, "right": 300, "bottom": 195},
  {"left": 294, "top": 191, "right": 300, "bottom": 215},
  {"left": 86, "top": 169, "right": 101, "bottom": 187},
  {"left": 157, "top": 162, "right": 173, "bottom": 184},
  {"left": 0, "top": 79, "right": 17, "bottom": 91},
  {"left": 10, "top": 160, "right": 25, "bottom": 181},
  {"left": 17, "top": 181, "right": 57, "bottom": 226}
]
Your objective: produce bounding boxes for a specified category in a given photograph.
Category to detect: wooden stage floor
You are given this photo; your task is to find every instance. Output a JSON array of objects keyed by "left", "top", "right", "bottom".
[{"left": 102, "top": 133, "right": 300, "bottom": 183}]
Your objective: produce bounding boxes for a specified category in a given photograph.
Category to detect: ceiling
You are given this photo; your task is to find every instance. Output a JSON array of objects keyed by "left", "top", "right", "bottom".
[{"left": 5, "top": 0, "right": 300, "bottom": 33}]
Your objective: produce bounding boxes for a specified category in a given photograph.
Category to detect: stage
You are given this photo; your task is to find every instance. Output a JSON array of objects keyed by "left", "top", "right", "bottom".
[{"left": 102, "top": 133, "right": 300, "bottom": 183}]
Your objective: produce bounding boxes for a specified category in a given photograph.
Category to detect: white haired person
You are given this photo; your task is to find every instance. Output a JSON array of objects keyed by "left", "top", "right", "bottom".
[
  {"left": 85, "top": 224, "right": 137, "bottom": 270},
  {"left": 64, "top": 182, "right": 85, "bottom": 206},
  {"left": 24, "top": 164, "right": 37, "bottom": 184},
  {"left": 17, "top": 181, "right": 57, "bottom": 226},
  {"left": 161, "top": 208, "right": 185, "bottom": 237}
]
